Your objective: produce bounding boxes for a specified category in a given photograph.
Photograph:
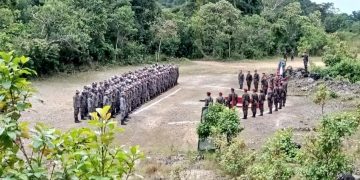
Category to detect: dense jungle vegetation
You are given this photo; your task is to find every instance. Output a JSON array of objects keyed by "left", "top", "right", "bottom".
[{"left": 1, "top": 0, "right": 359, "bottom": 75}]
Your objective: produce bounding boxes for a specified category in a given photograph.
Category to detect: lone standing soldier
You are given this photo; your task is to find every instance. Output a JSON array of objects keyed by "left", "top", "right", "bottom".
[
  {"left": 251, "top": 89, "right": 259, "bottom": 118},
  {"left": 302, "top": 52, "right": 309, "bottom": 73},
  {"left": 73, "top": 90, "right": 81, "bottom": 123},
  {"left": 290, "top": 49, "right": 295, "bottom": 61},
  {"left": 227, "top": 88, "right": 238, "bottom": 108},
  {"left": 253, "top": 70, "right": 260, "bottom": 92},
  {"left": 204, "top": 92, "right": 213, "bottom": 107},
  {"left": 283, "top": 50, "right": 288, "bottom": 61},
  {"left": 242, "top": 89, "right": 250, "bottom": 119},
  {"left": 238, "top": 70, "right": 244, "bottom": 89},
  {"left": 267, "top": 87, "right": 274, "bottom": 114},
  {"left": 216, "top": 92, "right": 226, "bottom": 105},
  {"left": 259, "top": 89, "right": 266, "bottom": 116},
  {"left": 246, "top": 71, "right": 253, "bottom": 91}
]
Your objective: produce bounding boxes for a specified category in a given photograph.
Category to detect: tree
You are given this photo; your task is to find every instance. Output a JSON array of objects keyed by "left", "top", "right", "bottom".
[
  {"left": 108, "top": 3, "right": 137, "bottom": 62},
  {"left": 313, "top": 84, "right": 330, "bottom": 115},
  {"left": 152, "top": 19, "right": 178, "bottom": 61},
  {"left": 191, "top": 0, "right": 241, "bottom": 58}
]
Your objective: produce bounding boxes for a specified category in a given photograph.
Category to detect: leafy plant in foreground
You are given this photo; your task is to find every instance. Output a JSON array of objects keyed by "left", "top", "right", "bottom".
[{"left": 0, "top": 51, "right": 143, "bottom": 179}]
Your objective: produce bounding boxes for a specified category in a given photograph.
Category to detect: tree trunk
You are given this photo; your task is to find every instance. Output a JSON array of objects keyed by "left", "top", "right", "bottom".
[
  {"left": 228, "top": 40, "right": 231, "bottom": 58},
  {"left": 157, "top": 39, "right": 162, "bottom": 62}
]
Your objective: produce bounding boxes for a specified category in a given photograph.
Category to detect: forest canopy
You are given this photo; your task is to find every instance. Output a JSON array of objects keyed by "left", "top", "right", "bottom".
[{"left": 0, "top": 0, "right": 359, "bottom": 74}]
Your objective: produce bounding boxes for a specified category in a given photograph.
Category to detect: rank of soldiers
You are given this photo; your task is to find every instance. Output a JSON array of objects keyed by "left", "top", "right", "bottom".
[
  {"left": 204, "top": 70, "right": 288, "bottom": 119},
  {"left": 73, "top": 64, "right": 179, "bottom": 124}
]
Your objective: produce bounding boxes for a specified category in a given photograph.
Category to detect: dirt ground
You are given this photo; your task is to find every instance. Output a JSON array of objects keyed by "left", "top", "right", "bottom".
[{"left": 21, "top": 57, "right": 359, "bottom": 179}]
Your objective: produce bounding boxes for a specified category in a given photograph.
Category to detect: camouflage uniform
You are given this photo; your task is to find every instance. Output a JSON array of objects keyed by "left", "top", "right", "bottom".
[
  {"left": 258, "top": 91, "right": 266, "bottom": 116},
  {"left": 242, "top": 91, "right": 250, "bottom": 119},
  {"left": 73, "top": 91, "right": 81, "bottom": 123},
  {"left": 253, "top": 71, "right": 260, "bottom": 92},
  {"left": 246, "top": 72, "right": 252, "bottom": 91},
  {"left": 251, "top": 92, "right": 259, "bottom": 117},
  {"left": 267, "top": 88, "right": 274, "bottom": 114},
  {"left": 238, "top": 71, "right": 244, "bottom": 89}
]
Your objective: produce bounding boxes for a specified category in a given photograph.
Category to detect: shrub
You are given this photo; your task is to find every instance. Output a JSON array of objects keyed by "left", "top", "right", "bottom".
[
  {"left": 299, "top": 112, "right": 360, "bottom": 179},
  {"left": 196, "top": 104, "right": 242, "bottom": 141},
  {"left": 245, "top": 129, "right": 300, "bottom": 180},
  {"left": 215, "top": 137, "right": 255, "bottom": 177}
]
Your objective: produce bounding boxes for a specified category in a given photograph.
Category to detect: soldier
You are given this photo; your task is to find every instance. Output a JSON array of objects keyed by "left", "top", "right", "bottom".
[
  {"left": 242, "top": 89, "right": 250, "bottom": 119},
  {"left": 290, "top": 49, "right": 295, "bottom": 61},
  {"left": 261, "top": 73, "right": 268, "bottom": 95},
  {"left": 267, "top": 87, "right": 274, "bottom": 114},
  {"left": 269, "top": 74, "right": 275, "bottom": 88},
  {"left": 279, "top": 83, "right": 285, "bottom": 109},
  {"left": 283, "top": 50, "right": 288, "bottom": 61},
  {"left": 302, "top": 52, "right": 309, "bottom": 73},
  {"left": 253, "top": 70, "right": 260, "bottom": 92},
  {"left": 227, "top": 88, "right": 238, "bottom": 108},
  {"left": 103, "top": 90, "right": 112, "bottom": 108},
  {"left": 87, "top": 93, "right": 94, "bottom": 116},
  {"left": 204, "top": 92, "right": 213, "bottom": 107},
  {"left": 250, "top": 89, "right": 259, "bottom": 118},
  {"left": 73, "top": 90, "right": 81, "bottom": 123},
  {"left": 246, "top": 71, "right": 253, "bottom": 91},
  {"left": 80, "top": 91, "right": 87, "bottom": 120},
  {"left": 258, "top": 89, "right": 266, "bottom": 116},
  {"left": 119, "top": 91, "right": 126, "bottom": 125},
  {"left": 216, "top": 92, "right": 226, "bottom": 105},
  {"left": 273, "top": 85, "right": 279, "bottom": 111},
  {"left": 238, "top": 70, "right": 244, "bottom": 89},
  {"left": 282, "top": 79, "right": 288, "bottom": 107}
]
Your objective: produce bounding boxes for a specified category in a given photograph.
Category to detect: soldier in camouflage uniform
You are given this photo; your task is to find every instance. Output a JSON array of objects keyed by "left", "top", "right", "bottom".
[
  {"left": 253, "top": 70, "right": 260, "bottom": 92},
  {"left": 216, "top": 92, "right": 226, "bottom": 105},
  {"left": 250, "top": 89, "right": 258, "bottom": 118},
  {"left": 238, "top": 70, "right": 244, "bottom": 89},
  {"left": 80, "top": 91, "right": 87, "bottom": 120},
  {"left": 204, "top": 92, "right": 213, "bottom": 107},
  {"left": 261, "top": 73, "right": 268, "bottom": 95},
  {"left": 273, "top": 85, "right": 279, "bottom": 111},
  {"left": 73, "top": 90, "right": 81, "bottom": 123},
  {"left": 258, "top": 89, "right": 266, "bottom": 116},
  {"left": 246, "top": 71, "right": 252, "bottom": 91},
  {"left": 267, "top": 87, "right": 274, "bottom": 114},
  {"left": 242, "top": 89, "right": 250, "bottom": 119}
]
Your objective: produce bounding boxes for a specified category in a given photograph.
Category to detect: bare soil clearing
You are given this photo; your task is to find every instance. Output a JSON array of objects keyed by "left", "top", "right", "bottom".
[
  {"left": 21, "top": 58, "right": 327, "bottom": 151},
  {"left": 21, "top": 57, "right": 359, "bottom": 178}
]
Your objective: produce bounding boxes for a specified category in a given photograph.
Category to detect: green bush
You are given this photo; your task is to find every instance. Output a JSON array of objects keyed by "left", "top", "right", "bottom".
[
  {"left": 299, "top": 112, "right": 360, "bottom": 179},
  {"left": 216, "top": 137, "right": 255, "bottom": 177},
  {"left": 245, "top": 129, "right": 299, "bottom": 180},
  {"left": 327, "top": 58, "right": 360, "bottom": 83},
  {"left": 196, "top": 104, "right": 241, "bottom": 140}
]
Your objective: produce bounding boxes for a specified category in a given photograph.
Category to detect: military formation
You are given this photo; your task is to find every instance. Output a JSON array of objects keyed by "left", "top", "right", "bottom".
[
  {"left": 204, "top": 70, "right": 288, "bottom": 120},
  {"left": 73, "top": 64, "right": 179, "bottom": 124}
]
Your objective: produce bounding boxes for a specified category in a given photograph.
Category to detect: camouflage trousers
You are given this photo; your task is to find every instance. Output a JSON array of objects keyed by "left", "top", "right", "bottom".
[
  {"left": 74, "top": 107, "right": 80, "bottom": 122},
  {"left": 268, "top": 101, "right": 273, "bottom": 113},
  {"left": 251, "top": 103, "right": 257, "bottom": 117},
  {"left": 259, "top": 103, "right": 264, "bottom": 115},
  {"left": 254, "top": 81, "right": 259, "bottom": 92},
  {"left": 242, "top": 105, "right": 249, "bottom": 118}
]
